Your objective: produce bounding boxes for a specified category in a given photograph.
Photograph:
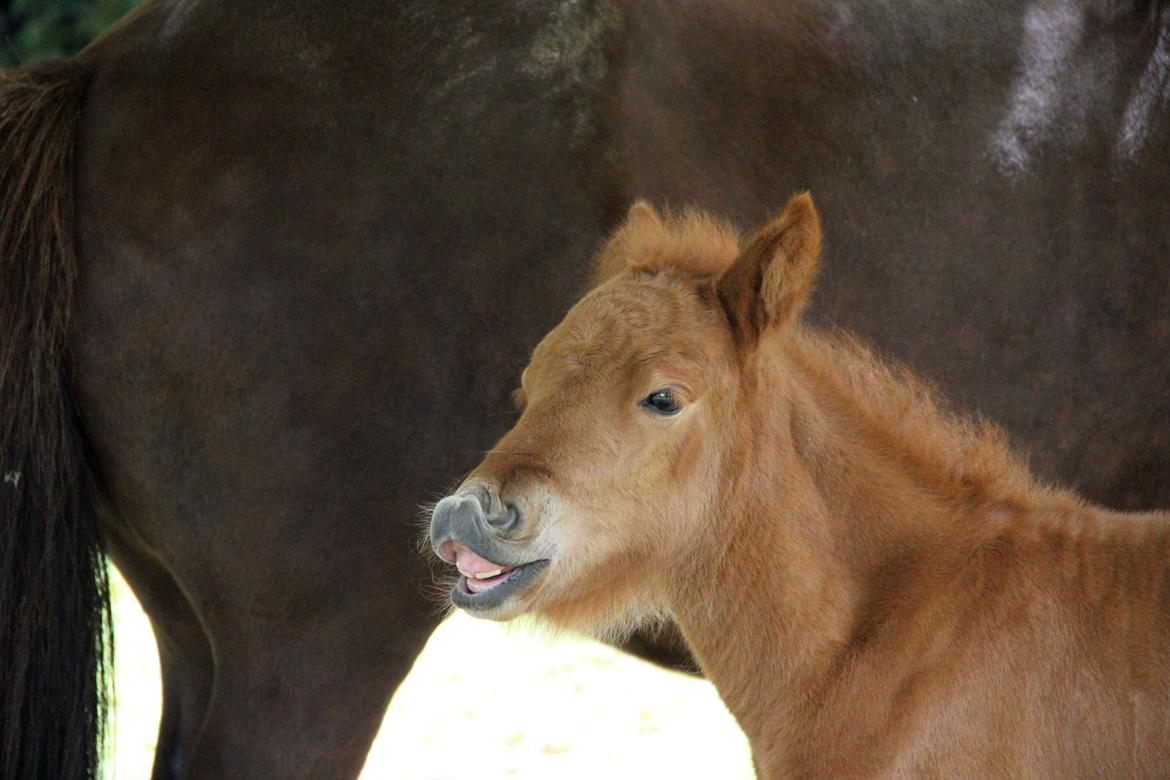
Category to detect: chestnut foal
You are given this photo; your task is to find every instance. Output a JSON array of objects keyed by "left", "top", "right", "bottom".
[{"left": 429, "top": 195, "right": 1170, "bottom": 778}]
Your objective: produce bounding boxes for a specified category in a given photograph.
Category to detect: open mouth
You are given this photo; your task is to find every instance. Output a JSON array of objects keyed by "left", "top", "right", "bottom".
[
  {"left": 460, "top": 565, "right": 518, "bottom": 595},
  {"left": 440, "top": 540, "right": 549, "bottom": 615}
]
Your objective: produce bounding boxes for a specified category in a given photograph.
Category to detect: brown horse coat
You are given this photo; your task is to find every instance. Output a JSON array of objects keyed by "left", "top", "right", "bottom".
[{"left": 431, "top": 196, "right": 1170, "bottom": 778}]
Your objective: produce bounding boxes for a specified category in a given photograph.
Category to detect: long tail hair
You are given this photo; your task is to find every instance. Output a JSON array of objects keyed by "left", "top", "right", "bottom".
[{"left": 0, "top": 59, "right": 111, "bottom": 780}]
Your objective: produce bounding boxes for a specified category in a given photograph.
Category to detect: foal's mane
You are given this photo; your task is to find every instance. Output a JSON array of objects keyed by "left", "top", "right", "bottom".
[{"left": 786, "top": 330, "right": 1052, "bottom": 505}]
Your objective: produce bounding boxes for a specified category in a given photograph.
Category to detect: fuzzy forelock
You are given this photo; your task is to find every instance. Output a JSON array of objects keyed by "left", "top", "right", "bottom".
[{"left": 594, "top": 205, "right": 742, "bottom": 285}]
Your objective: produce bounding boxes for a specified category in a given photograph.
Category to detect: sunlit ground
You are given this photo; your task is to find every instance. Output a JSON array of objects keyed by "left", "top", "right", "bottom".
[{"left": 104, "top": 567, "right": 754, "bottom": 779}]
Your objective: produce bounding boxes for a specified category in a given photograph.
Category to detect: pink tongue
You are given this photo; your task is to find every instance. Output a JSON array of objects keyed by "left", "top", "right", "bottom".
[{"left": 454, "top": 545, "right": 508, "bottom": 577}]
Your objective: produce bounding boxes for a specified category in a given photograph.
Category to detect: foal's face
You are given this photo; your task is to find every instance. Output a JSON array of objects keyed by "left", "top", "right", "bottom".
[
  {"left": 428, "top": 194, "right": 821, "bottom": 629},
  {"left": 429, "top": 272, "right": 736, "bottom": 626}
]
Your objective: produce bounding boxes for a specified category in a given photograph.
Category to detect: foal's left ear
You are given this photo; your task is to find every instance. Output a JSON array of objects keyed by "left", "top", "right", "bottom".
[{"left": 716, "top": 193, "right": 822, "bottom": 347}]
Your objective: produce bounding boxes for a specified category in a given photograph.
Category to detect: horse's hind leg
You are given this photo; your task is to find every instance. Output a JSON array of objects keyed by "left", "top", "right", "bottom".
[
  {"left": 103, "top": 522, "right": 214, "bottom": 780},
  {"left": 181, "top": 593, "right": 439, "bottom": 779},
  {"left": 152, "top": 618, "right": 214, "bottom": 780}
]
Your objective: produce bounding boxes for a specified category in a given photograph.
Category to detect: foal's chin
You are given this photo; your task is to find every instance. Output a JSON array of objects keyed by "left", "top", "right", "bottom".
[{"left": 515, "top": 558, "right": 670, "bottom": 644}]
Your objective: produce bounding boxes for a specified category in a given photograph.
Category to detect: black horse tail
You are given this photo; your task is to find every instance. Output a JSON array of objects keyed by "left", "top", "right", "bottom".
[{"left": 0, "top": 59, "right": 111, "bottom": 780}]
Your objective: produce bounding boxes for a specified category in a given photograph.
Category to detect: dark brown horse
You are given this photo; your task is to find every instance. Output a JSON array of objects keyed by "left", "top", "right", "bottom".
[{"left": 1, "top": 0, "right": 1167, "bottom": 777}]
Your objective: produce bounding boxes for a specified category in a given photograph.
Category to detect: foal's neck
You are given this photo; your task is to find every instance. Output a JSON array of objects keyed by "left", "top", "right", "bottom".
[{"left": 669, "top": 330, "right": 1057, "bottom": 772}]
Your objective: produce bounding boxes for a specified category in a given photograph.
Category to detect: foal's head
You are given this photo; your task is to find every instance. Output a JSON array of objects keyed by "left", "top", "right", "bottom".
[{"left": 429, "top": 194, "right": 822, "bottom": 632}]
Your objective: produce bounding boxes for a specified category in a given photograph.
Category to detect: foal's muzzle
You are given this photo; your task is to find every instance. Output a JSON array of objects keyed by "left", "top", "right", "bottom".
[
  {"left": 429, "top": 484, "right": 533, "bottom": 567},
  {"left": 428, "top": 482, "right": 554, "bottom": 617}
]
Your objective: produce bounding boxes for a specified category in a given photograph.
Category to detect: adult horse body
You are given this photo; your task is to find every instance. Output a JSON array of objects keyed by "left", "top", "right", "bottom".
[
  {"left": 428, "top": 195, "right": 1170, "bottom": 778},
  {"left": 1, "top": 0, "right": 1167, "bottom": 777}
]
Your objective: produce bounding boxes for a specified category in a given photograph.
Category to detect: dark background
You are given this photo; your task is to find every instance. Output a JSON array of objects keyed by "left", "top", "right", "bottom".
[{"left": 1, "top": 0, "right": 141, "bottom": 67}]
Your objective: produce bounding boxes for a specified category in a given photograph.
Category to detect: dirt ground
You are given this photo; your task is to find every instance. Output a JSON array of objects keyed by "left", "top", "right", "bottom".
[{"left": 106, "top": 569, "right": 754, "bottom": 780}]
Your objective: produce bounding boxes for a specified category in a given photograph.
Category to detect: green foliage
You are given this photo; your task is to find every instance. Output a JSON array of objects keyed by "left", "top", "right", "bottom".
[{"left": 1, "top": 0, "right": 142, "bottom": 68}]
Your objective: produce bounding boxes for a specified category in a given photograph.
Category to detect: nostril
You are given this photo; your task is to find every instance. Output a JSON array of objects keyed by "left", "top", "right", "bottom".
[
  {"left": 485, "top": 502, "right": 521, "bottom": 532},
  {"left": 456, "top": 481, "right": 521, "bottom": 532}
]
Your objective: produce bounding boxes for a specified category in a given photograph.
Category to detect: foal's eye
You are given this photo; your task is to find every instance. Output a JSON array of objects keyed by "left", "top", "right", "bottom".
[{"left": 641, "top": 389, "right": 682, "bottom": 416}]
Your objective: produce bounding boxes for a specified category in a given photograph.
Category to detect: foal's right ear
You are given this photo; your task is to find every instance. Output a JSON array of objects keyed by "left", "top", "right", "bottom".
[
  {"left": 716, "top": 193, "right": 822, "bottom": 348},
  {"left": 592, "top": 200, "right": 663, "bottom": 286}
]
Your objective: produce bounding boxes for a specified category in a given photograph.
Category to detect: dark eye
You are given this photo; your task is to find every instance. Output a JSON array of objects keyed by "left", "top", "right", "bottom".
[{"left": 641, "top": 389, "right": 682, "bottom": 416}]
